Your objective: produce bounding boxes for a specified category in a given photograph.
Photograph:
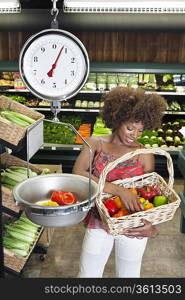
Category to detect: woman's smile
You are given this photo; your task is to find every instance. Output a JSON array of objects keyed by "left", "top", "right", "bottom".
[{"left": 118, "top": 121, "right": 144, "bottom": 146}]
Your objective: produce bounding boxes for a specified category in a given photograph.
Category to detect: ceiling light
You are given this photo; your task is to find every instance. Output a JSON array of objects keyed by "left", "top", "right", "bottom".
[
  {"left": 0, "top": 0, "right": 21, "bottom": 13},
  {"left": 63, "top": 0, "right": 185, "bottom": 13}
]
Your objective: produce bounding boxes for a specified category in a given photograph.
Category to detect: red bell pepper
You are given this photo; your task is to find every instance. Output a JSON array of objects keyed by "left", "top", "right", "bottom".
[
  {"left": 51, "top": 190, "right": 77, "bottom": 206},
  {"left": 138, "top": 186, "right": 158, "bottom": 201},
  {"left": 104, "top": 198, "right": 120, "bottom": 216}
]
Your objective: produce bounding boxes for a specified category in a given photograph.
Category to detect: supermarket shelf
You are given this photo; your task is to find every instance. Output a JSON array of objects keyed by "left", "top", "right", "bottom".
[
  {"left": 29, "top": 105, "right": 185, "bottom": 114},
  {"left": 164, "top": 111, "right": 185, "bottom": 115},
  {"left": 3, "top": 88, "right": 185, "bottom": 96},
  {"left": 1, "top": 61, "right": 185, "bottom": 74},
  {"left": 42, "top": 143, "right": 82, "bottom": 150},
  {"left": 34, "top": 107, "right": 185, "bottom": 115},
  {"left": 35, "top": 107, "right": 100, "bottom": 112},
  {"left": 90, "top": 62, "right": 185, "bottom": 74},
  {"left": 4, "top": 89, "right": 29, "bottom": 92},
  {"left": 145, "top": 91, "right": 185, "bottom": 95},
  {"left": 41, "top": 143, "right": 180, "bottom": 154}
]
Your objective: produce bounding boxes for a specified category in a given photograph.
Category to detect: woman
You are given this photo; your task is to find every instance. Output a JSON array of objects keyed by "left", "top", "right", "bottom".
[{"left": 72, "top": 86, "right": 167, "bottom": 278}]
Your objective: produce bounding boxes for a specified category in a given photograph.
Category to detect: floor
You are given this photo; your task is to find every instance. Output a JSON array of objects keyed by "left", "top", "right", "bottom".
[{"left": 16, "top": 179, "right": 185, "bottom": 278}]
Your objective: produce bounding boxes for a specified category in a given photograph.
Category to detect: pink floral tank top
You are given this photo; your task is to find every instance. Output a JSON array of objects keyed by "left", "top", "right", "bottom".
[
  {"left": 92, "top": 151, "right": 144, "bottom": 182},
  {"left": 85, "top": 144, "right": 145, "bottom": 230}
]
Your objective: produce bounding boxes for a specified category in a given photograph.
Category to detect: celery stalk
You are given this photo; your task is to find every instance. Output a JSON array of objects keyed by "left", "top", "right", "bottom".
[
  {"left": 8, "top": 111, "right": 36, "bottom": 124},
  {"left": 3, "top": 236, "right": 30, "bottom": 251}
]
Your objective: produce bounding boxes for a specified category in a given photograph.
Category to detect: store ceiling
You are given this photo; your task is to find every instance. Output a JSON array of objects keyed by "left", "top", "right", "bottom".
[{"left": 1, "top": 0, "right": 185, "bottom": 31}]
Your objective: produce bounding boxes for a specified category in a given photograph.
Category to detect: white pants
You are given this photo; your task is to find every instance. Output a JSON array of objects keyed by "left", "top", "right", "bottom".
[{"left": 78, "top": 228, "right": 148, "bottom": 278}]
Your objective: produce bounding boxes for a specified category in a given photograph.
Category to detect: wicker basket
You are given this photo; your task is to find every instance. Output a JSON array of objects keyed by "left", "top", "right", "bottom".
[
  {"left": 0, "top": 95, "right": 44, "bottom": 146},
  {"left": 96, "top": 148, "right": 181, "bottom": 236},
  {"left": 4, "top": 226, "right": 44, "bottom": 273},
  {"left": 1, "top": 152, "right": 43, "bottom": 213}
]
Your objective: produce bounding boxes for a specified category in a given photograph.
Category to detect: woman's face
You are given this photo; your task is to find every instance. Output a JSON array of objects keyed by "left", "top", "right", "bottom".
[{"left": 117, "top": 121, "right": 144, "bottom": 146}]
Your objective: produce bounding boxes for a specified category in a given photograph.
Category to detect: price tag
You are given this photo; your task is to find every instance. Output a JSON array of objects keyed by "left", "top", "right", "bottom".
[
  {"left": 73, "top": 147, "right": 81, "bottom": 150},
  {"left": 179, "top": 126, "right": 185, "bottom": 137},
  {"left": 27, "top": 121, "right": 43, "bottom": 160}
]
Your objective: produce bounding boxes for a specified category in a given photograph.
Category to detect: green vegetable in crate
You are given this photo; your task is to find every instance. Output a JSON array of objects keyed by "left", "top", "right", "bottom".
[
  {"left": 7, "top": 248, "right": 28, "bottom": 257},
  {"left": 3, "top": 216, "right": 41, "bottom": 257},
  {"left": 3, "top": 236, "right": 30, "bottom": 252},
  {"left": 4, "top": 229, "right": 35, "bottom": 244},
  {"left": 0, "top": 110, "right": 36, "bottom": 127},
  {"left": 1, "top": 166, "right": 37, "bottom": 189},
  {"left": 4, "top": 224, "right": 38, "bottom": 239},
  {"left": 8, "top": 166, "right": 37, "bottom": 177},
  {"left": 18, "top": 216, "right": 41, "bottom": 228}
]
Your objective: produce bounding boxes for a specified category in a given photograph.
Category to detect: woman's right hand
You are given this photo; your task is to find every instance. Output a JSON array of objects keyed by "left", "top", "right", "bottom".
[{"left": 118, "top": 188, "right": 144, "bottom": 213}]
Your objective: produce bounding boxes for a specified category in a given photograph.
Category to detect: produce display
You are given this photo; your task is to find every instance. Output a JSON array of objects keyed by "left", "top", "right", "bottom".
[
  {"left": 0, "top": 71, "right": 185, "bottom": 93},
  {"left": 0, "top": 72, "right": 14, "bottom": 88},
  {"left": 75, "top": 123, "right": 91, "bottom": 144},
  {"left": 3, "top": 216, "right": 41, "bottom": 257},
  {"left": 138, "top": 119, "right": 185, "bottom": 149},
  {"left": 80, "top": 72, "right": 185, "bottom": 92},
  {"left": 166, "top": 100, "right": 185, "bottom": 111},
  {"left": 103, "top": 185, "right": 167, "bottom": 218},
  {"left": 82, "top": 72, "right": 139, "bottom": 91},
  {"left": 138, "top": 74, "right": 157, "bottom": 90},
  {"left": 13, "top": 72, "right": 26, "bottom": 90},
  {"left": 3, "top": 94, "right": 28, "bottom": 104},
  {"left": 92, "top": 116, "right": 112, "bottom": 136},
  {"left": 0, "top": 109, "right": 36, "bottom": 128},
  {"left": 75, "top": 99, "right": 103, "bottom": 108},
  {"left": 44, "top": 115, "right": 82, "bottom": 144}
]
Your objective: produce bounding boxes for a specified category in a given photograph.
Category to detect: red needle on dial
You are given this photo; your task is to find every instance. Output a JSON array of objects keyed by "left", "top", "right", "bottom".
[{"left": 47, "top": 46, "right": 64, "bottom": 77}]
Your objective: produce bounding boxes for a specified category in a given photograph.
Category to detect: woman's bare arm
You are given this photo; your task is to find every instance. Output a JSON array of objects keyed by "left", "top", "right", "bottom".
[{"left": 140, "top": 152, "right": 155, "bottom": 173}]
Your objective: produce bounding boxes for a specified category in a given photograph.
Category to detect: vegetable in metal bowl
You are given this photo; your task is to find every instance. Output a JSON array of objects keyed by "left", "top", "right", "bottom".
[{"left": 13, "top": 173, "right": 98, "bottom": 227}]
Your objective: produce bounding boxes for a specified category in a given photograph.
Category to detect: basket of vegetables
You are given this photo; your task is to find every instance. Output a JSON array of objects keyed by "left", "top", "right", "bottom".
[
  {"left": 3, "top": 215, "right": 43, "bottom": 272},
  {"left": 0, "top": 95, "right": 44, "bottom": 146},
  {"left": 0, "top": 152, "right": 43, "bottom": 213},
  {"left": 95, "top": 148, "right": 181, "bottom": 236}
]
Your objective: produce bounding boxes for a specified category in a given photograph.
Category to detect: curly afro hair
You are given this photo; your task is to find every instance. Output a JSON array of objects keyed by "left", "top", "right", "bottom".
[{"left": 100, "top": 86, "right": 167, "bottom": 131}]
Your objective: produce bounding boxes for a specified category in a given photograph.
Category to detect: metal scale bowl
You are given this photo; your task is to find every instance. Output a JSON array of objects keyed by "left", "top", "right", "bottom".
[
  {"left": 13, "top": 100, "right": 98, "bottom": 227},
  {"left": 13, "top": 173, "right": 98, "bottom": 227}
]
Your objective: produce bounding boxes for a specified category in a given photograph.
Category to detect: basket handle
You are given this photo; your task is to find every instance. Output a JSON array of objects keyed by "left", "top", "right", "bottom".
[{"left": 97, "top": 148, "right": 174, "bottom": 195}]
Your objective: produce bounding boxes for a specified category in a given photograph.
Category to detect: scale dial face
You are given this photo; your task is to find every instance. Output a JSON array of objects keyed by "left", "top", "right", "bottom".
[{"left": 19, "top": 29, "right": 89, "bottom": 101}]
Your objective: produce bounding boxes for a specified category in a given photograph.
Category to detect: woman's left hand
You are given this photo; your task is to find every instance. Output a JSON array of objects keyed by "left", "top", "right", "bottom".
[{"left": 122, "top": 219, "right": 159, "bottom": 239}]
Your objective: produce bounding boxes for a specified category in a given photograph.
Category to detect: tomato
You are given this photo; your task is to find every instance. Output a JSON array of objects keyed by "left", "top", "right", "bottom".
[
  {"left": 51, "top": 190, "right": 77, "bottom": 206},
  {"left": 61, "top": 192, "right": 77, "bottom": 205},
  {"left": 51, "top": 191, "right": 64, "bottom": 205}
]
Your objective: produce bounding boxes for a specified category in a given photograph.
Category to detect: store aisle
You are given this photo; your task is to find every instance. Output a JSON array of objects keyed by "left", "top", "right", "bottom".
[{"left": 22, "top": 179, "right": 185, "bottom": 278}]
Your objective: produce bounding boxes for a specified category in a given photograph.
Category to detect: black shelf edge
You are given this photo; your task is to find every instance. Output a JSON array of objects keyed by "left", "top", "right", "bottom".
[
  {"left": 0, "top": 61, "right": 19, "bottom": 72},
  {"left": 1, "top": 61, "right": 185, "bottom": 74},
  {"left": 90, "top": 62, "right": 185, "bottom": 74}
]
